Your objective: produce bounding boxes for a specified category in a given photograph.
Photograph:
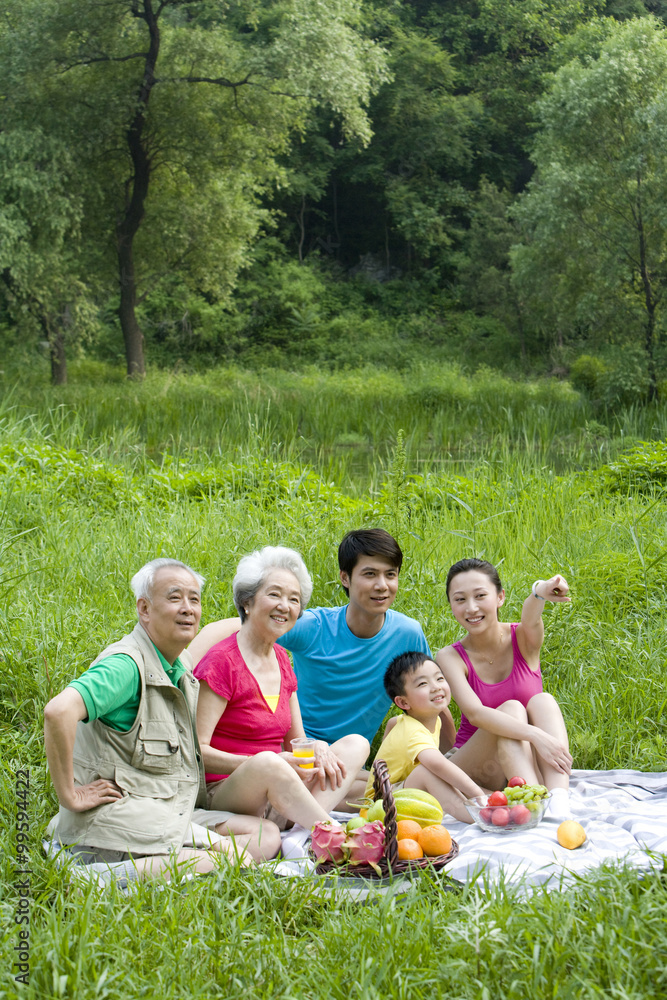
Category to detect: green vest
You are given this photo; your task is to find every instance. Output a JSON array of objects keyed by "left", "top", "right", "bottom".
[{"left": 53, "top": 623, "right": 207, "bottom": 855}]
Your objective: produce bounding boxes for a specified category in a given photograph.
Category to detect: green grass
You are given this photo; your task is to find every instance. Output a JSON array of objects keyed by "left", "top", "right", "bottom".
[
  {"left": 4, "top": 361, "right": 667, "bottom": 478},
  {"left": 2, "top": 365, "right": 667, "bottom": 998}
]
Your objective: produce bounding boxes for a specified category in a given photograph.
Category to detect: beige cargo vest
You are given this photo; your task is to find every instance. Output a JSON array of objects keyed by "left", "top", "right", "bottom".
[{"left": 54, "top": 623, "right": 207, "bottom": 855}]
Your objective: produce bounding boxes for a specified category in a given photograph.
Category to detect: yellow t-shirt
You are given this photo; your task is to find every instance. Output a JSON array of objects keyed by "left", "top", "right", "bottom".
[
  {"left": 365, "top": 714, "right": 441, "bottom": 798},
  {"left": 264, "top": 694, "right": 279, "bottom": 712}
]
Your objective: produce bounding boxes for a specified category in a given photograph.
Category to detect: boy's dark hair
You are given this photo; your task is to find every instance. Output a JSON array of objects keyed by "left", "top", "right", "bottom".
[
  {"left": 384, "top": 650, "right": 432, "bottom": 703},
  {"left": 338, "top": 529, "right": 403, "bottom": 596},
  {"left": 445, "top": 558, "right": 502, "bottom": 598}
]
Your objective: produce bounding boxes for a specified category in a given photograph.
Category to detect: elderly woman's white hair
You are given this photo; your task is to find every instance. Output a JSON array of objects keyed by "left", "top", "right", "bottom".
[
  {"left": 131, "top": 558, "right": 205, "bottom": 603},
  {"left": 233, "top": 546, "right": 312, "bottom": 622}
]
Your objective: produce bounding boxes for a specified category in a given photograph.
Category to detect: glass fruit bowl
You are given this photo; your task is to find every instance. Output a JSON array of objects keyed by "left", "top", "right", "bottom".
[{"left": 465, "top": 792, "right": 551, "bottom": 833}]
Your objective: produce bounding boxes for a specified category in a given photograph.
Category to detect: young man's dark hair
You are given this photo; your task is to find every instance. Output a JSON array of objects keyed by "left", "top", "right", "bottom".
[
  {"left": 383, "top": 650, "right": 431, "bottom": 703},
  {"left": 337, "top": 529, "right": 403, "bottom": 596}
]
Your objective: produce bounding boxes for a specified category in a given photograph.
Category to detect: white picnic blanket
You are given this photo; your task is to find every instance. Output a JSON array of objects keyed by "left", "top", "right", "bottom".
[
  {"left": 274, "top": 770, "right": 667, "bottom": 891},
  {"left": 45, "top": 771, "right": 667, "bottom": 893}
]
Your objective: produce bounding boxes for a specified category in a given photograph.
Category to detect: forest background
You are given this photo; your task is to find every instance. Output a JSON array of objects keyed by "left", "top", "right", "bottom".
[{"left": 4, "top": 0, "right": 667, "bottom": 405}]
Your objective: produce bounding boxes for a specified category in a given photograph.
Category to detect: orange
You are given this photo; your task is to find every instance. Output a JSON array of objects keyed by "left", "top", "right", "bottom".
[
  {"left": 397, "top": 838, "right": 424, "bottom": 860},
  {"left": 396, "top": 820, "right": 423, "bottom": 841},
  {"left": 416, "top": 824, "right": 452, "bottom": 857},
  {"left": 359, "top": 807, "right": 368, "bottom": 819},
  {"left": 557, "top": 820, "right": 586, "bottom": 850}
]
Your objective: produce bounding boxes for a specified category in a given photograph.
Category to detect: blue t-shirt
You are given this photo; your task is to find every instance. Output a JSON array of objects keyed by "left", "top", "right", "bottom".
[{"left": 276, "top": 606, "right": 431, "bottom": 744}]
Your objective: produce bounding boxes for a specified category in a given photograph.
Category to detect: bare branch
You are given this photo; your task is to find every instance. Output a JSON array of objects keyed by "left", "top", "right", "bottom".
[
  {"left": 58, "top": 51, "right": 148, "bottom": 73},
  {"left": 164, "top": 73, "right": 253, "bottom": 88},
  {"left": 159, "top": 73, "right": 303, "bottom": 101}
]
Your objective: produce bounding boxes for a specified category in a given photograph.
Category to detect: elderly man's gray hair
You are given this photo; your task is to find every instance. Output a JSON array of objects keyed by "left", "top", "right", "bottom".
[
  {"left": 131, "top": 558, "right": 205, "bottom": 602},
  {"left": 233, "top": 546, "right": 312, "bottom": 623}
]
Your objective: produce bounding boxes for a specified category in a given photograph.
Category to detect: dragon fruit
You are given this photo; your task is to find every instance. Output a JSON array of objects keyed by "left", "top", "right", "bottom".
[
  {"left": 344, "top": 821, "right": 385, "bottom": 869},
  {"left": 311, "top": 821, "right": 347, "bottom": 863}
]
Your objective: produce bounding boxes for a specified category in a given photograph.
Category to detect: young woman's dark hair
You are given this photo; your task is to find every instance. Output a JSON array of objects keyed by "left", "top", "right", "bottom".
[
  {"left": 383, "top": 650, "right": 431, "bottom": 703},
  {"left": 337, "top": 529, "right": 403, "bottom": 596},
  {"left": 445, "top": 558, "right": 502, "bottom": 598}
]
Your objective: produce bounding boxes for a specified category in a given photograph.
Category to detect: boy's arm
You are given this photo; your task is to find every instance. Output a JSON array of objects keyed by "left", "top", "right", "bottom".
[
  {"left": 416, "top": 747, "right": 484, "bottom": 800},
  {"left": 438, "top": 707, "right": 456, "bottom": 753}
]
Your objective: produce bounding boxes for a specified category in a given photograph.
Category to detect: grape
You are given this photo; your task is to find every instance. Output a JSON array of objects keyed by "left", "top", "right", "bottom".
[{"left": 502, "top": 782, "right": 549, "bottom": 809}]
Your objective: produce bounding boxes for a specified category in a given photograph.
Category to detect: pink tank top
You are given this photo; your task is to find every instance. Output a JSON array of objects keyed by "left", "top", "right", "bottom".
[{"left": 453, "top": 623, "right": 543, "bottom": 749}]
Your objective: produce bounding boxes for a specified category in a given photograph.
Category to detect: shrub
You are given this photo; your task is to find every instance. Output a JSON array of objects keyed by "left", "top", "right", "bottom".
[
  {"left": 595, "top": 440, "right": 667, "bottom": 492},
  {"left": 570, "top": 354, "right": 607, "bottom": 396}
]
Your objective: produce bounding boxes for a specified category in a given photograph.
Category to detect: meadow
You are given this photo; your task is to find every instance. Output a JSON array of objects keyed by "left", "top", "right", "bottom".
[{"left": 2, "top": 363, "right": 667, "bottom": 999}]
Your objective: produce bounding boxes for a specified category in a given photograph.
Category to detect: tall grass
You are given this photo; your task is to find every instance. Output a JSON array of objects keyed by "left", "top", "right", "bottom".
[
  {"left": 5, "top": 362, "right": 665, "bottom": 480},
  {"left": 2, "top": 367, "right": 667, "bottom": 998}
]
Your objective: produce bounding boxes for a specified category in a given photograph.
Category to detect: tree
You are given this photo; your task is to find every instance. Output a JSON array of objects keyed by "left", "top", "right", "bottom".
[
  {"left": 272, "top": 29, "right": 482, "bottom": 275},
  {"left": 2, "top": 0, "right": 387, "bottom": 376},
  {"left": 0, "top": 128, "right": 87, "bottom": 384},
  {"left": 511, "top": 17, "right": 667, "bottom": 396},
  {"left": 458, "top": 178, "right": 528, "bottom": 357},
  {"left": 427, "top": 0, "right": 603, "bottom": 188}
]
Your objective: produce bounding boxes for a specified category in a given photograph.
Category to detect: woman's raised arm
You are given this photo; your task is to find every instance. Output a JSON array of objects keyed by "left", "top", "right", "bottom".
[{"left": 516, "top": 574, "right": 570, "bottom": 661}]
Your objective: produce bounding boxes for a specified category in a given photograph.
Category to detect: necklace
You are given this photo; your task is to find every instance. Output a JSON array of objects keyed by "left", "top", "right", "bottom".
[{"left": 486, "top": 628, "right": 505, "bottom": 665}]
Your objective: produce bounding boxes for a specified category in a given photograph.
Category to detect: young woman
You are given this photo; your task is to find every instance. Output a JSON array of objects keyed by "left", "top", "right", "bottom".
[{"left": 436, "top": 558, "right": 572, "bottom": 816}]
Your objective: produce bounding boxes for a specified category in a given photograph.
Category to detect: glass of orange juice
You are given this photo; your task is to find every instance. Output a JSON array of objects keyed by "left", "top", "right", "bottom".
[{"left": 291, "top": 737, "right": 316, "bottom": 769}]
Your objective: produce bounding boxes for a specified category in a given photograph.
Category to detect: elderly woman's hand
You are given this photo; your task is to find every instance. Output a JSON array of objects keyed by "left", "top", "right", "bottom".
[
  {"left": 279, "top": 742, "right": 348, "bottom": 790},
  {"left": 278, "top": 751, "right": 321, "bottom": 787},
  {"left": 312, "top": 741, "right": 347, "bottom": 791}
]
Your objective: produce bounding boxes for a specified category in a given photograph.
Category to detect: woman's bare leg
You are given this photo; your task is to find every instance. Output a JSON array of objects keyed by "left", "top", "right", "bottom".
[
  {"left": 214, "top": 815, "right": 282, "bottom": 862},
  {"left": 310, "top": 735, "right": 370, "bottom": 813},
  {"left": 131, "top": 844, "right": 242, "bottom": 880},
  {"left": 495, "top": 701, "right": 541, "bottom": 785},
  {"left": 526, "top": 692, "right": 570, "bottom": 790},
  {"left": 448, "top": 701, "right": 540, "bottom": 789},
  {"left": 208, "top": 752, "right": 336, "bottom": 829}
]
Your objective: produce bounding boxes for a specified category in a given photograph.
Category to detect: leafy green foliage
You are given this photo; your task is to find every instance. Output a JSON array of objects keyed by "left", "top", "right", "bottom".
[
  {"left": 512, "top": 17, "right": 667, "bottom": 395},
  {"left": 0, "top": 0, "right": 389, "bottom": 375},
  {"left": 569, "top": 354, "right": 608, "bottom": 396},
  {"left": 596, "top": 439, "right": 667, "bottom": 490}
]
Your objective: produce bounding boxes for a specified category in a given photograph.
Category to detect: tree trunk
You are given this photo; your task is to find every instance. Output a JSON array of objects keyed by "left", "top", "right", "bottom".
[
  {"left": 116, "top": 0, "right": 161, "bottom": 378},
  {"left": 511, "top": 292, "right": 526, "bottom": 360},
  {"left": 118, "top": 238, "right": 145, "bottom": 377},
  {"left": 41, "top": 312, "right": 67, "bottom": 385},
  {"left": 297, "top": 194, "right": 306, "bottom": 264},
  {"left": 636, "top": 173, "right": 658, "bottom": 401}
]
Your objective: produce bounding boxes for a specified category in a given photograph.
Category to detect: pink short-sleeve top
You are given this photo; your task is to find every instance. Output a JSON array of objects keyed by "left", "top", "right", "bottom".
[
  {"left": 453, "top": 623, "right": 543, "bottom": 749},
  {"left": 193, "top": 632, "right": 298, "bottom": 782}
]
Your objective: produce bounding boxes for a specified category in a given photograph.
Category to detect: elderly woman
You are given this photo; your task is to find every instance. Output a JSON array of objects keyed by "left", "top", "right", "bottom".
[{"left": 194, "top": 546, "right": 369, "bottom": 833}]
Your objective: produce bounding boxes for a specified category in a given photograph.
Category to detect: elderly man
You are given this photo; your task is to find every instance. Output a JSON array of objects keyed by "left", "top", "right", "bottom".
[{"left": 44, "top": 558, "right": 280, "bottom": 881}]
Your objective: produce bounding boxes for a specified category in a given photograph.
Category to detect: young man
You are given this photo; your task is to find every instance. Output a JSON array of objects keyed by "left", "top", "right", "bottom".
[{"left": 190, "top": 529, "right": 456, "bottom": 755}]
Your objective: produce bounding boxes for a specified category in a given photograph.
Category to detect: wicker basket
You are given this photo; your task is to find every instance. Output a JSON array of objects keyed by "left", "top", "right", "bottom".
[{"left": 312, "top": 759, "right": 459, "bottom": 878}]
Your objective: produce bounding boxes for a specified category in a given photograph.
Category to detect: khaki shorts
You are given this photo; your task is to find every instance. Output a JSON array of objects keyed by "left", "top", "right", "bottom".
[
  {"left": 204, "top": 780, "right": 291, "bottom": 831},
  {"left": 69, "top": 844, "right": 147, "bottom": 864},
  {"left": 69, "top": 819, "right": 231, "bottom": 861}
]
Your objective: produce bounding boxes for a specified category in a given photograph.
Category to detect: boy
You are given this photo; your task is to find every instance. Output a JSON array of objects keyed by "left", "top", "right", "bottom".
[{"left": 365, "top": 651, "right": 484, "bottom": 823}]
